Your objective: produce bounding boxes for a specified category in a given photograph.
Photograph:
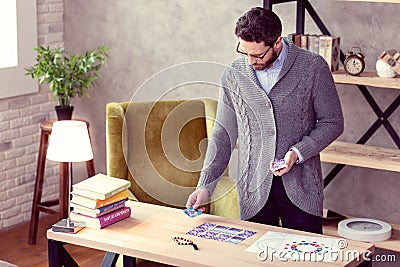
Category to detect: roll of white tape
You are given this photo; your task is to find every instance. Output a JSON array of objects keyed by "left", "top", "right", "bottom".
[{"left": 338, "top": 218, "right": 392, "bottom": 242}]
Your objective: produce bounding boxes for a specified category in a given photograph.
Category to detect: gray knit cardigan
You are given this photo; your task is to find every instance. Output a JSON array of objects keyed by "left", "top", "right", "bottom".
[{"left": 197, "top": 39, "right": 344, "bottom": 220}]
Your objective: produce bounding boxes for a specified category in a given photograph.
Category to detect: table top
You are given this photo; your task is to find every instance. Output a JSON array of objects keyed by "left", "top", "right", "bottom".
[{"left": 47, "top": 201, "right": 374, "bottom": 266}]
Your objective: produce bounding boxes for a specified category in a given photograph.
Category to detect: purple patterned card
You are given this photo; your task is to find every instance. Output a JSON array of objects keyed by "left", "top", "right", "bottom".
[
  {"left": 225, "top": 236, "right": 246, "bottom": 244},
  {"left": 213, "top": 233, "right": 231, "bottom": 241},
  {"left": 224, "top": 227, "right": 242, "bottom": 235},
  {"left": 186, "top": 222, "right": 216, "bottom": 236},
  {"left": 198, "top": 231, "right": 219, "bottom": 239},
  {"left": 236, "top": 230, "right": 257, "bottom": 238},
  {"left": 209, "top": 225, "right": 230, "bottom": 233}
]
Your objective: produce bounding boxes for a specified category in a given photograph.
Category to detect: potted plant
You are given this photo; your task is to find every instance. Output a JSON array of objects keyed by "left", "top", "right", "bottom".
[{"left": 26, "top": 45, "right": 109, "bottom": 120}]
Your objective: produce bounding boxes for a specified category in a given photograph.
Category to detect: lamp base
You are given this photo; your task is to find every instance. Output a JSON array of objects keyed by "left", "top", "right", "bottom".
[{"left": 52, "top": 218, "right": 86, "bottom": 233}]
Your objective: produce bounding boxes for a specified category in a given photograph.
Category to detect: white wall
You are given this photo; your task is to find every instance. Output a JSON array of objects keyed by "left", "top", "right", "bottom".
[{"left": 0, "top": 0, "right": 64, "bottom": 230}]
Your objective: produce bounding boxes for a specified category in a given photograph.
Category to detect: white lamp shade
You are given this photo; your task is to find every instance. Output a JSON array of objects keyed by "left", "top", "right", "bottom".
[{"left": 46, "top": 120, "right": 94, "bottom": 162}]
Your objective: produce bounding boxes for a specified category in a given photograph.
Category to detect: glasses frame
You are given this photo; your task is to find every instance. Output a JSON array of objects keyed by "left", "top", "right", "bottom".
[{"left": 236, "top": 37, "right": 278, "bottom": 61}]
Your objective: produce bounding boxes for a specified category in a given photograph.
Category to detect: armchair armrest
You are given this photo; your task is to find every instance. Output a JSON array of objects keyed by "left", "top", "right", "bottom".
[
  {"left": 211, "top": 176, "right": 239, "bottom": 219},
  {"left": 106, "top": 102, "right": 128, "bottom": 179}
]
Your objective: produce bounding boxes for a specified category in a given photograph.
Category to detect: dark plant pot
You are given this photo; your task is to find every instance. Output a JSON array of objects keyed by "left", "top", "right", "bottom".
[{"left": 55, "top": 105, "right": 74, "bottom": 120}]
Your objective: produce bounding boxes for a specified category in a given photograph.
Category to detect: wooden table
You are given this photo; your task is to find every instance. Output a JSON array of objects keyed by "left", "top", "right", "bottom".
[{"left": 47, "top": 201, "right": 374, "bottom": 267}]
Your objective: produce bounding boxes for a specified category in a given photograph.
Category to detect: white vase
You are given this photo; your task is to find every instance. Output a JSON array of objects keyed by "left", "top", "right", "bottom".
[{"left": 376, "top": 59, "right": 396, "bottom": 78}]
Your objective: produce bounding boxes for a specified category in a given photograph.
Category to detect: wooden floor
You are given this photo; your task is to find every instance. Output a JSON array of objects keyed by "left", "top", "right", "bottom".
[{"left": 0, "top": 214, "right": 105, "bottom": 267}]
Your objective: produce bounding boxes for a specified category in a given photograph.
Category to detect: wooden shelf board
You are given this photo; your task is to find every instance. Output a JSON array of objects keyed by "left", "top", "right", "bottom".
[
  {"left": 333, "top": 69, "right": 400, "bottom": 89},
  {"left": 323, "top": 218, "right": 400, "bottom": 252},
  {"left": 343, "top": 0, "right": 400, "bottom": 3},
  {"left": 321, "top": 141, "right": 400, "bottom": 172}
]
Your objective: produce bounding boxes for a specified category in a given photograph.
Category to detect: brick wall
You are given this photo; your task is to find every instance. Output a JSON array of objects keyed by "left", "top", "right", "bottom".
[{"left": 0, "top": 0, "right": 64, "bottom": 230}]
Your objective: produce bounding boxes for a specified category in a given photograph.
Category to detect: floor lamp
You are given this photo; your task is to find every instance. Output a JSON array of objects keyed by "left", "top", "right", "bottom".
[{"left": 46, "top": 120, "right": 94, "bottom": 233}]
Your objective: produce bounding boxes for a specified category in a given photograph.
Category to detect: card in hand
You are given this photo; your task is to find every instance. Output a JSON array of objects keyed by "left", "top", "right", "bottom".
[
  {"left": 184, "top": 207, "right": 203, "bottom": 218},
  {"left": 272, "top": 159, "right": 287, "bottom": 171}
]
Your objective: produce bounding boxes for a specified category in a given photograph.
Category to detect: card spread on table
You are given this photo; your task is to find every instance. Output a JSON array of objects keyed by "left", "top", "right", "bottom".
[
  {"left": 183, "top": 207, "right": 203, "bottom": 218},
  {"left": 187, "top": 222, "right": 256, "bottom": 244}
]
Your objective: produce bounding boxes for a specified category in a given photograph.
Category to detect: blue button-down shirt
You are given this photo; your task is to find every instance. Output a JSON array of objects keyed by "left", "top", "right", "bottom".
[{"left": 255, "top": 40, "right": 288, "bottom": 95}]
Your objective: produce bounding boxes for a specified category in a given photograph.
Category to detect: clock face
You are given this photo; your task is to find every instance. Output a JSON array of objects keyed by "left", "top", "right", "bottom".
[
  {"left": 344, "top": 56, "right": 365, "bottom": 76},
  {"left": 347, "top": 221, "right": 383, "bottom": 231}
]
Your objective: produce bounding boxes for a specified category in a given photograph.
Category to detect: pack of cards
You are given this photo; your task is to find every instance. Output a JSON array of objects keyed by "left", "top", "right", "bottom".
[
  {"left": 272, "top": 159, "right": 287, "bottom": 171},
  {"left": 183, "top": 207, "right": 203, "bottom": 218}
]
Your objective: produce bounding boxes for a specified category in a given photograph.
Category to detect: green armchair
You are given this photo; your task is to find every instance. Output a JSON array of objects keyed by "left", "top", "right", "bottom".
[{"left": 106, "top": 99, "right": 239, "bottom": 219}]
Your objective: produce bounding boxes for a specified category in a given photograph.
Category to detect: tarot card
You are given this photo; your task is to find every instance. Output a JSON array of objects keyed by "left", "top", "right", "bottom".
[
  {"left": 186, "top": 222, "right": 215, "bottom": 236},
  {"left": 183, "top": 207, "right": 203, "bottom": 218},
  {"left": 213, "top": 233, "right": 232, "bottom": 242},
  {"left": 236, "top": 230, "right": 257, "bottom": 238},
  {"left": 272, "top": 159, "right": 287, "bottom": 171},
  {"left": 198, "top": 231, "right": 219, "bottom": 239},
  {"left": 225, "top": 236, "right": 246, "bottom": 244},
  {"left": 209, "top": 225, "right": 230, "bottom": 233},
  {"left": 224, "top": 227, "right": 243, "bottom": 235}
]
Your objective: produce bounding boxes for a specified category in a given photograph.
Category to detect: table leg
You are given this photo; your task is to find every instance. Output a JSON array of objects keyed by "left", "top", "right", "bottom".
[
  {"left": 48, "top": 239, "right": 79, "bottom": 267},
  {"left": 100, "top": 252, "right": 136, "bottom": 267},
  {"left": 123, "top": 255, "right": 136, "bottom": 267},
  {"left": 48, "top": 239, "right": 62, "bottom": 267},
  {"left": 100, "top": 252, "right": 119, "bottom": 267}
]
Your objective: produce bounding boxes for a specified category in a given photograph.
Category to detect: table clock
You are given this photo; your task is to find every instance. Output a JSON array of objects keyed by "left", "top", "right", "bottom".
[
  {"left": 344, "top": 47, "right": 365, "bottom": 76},
  {"left": 338, "top": 218, "right": 392, "bottom": 242}
]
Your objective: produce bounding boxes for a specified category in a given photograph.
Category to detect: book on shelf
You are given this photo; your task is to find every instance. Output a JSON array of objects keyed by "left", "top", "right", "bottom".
[
  {"left": 294, "top": 34, "right": 301, "bottom": 47},
  {"left": 70, "top": 206, "right": 132, "bottom": 229},
  {"left": 300, "top": 34, "right": 308, "bottom": 50},
  {"left": 72, "top": 173, "right": 131, "bottom": 200},
  {"left": 318, "top": 35, "right": 327, "bottom": 58},
  {"left": 324, "top": 36, "right": 340, "bottom": 72},
  {"left": 287, "top": 33, "right": 340, "bottom": 72},
  {"left": 71, "top": 189, "right": 129, "bottom": 209},
  {"left": 71, "top": 198, "right": 127, "bottom": 217}
]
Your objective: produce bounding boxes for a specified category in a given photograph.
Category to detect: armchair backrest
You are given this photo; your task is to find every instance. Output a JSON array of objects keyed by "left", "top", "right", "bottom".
[{"left": 106, "top": 99, "right": 221, "bottom": 209}]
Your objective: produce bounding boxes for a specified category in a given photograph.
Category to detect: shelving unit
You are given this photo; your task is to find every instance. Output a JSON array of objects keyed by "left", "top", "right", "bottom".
[
  {"left": 333, "top": 69, "right": 400, "bottom": 90},
  {"left": 321, "top": 70, "right": 400, "bottom": 173},
  {"left": 321, "top": 141, "right": 400, "bottom": 172},
  {"left": 324, "top": 70, "right": 400, "bottom": 186},
  {"left": 265, "top": 0, "right": 400, "bottom": 252}
]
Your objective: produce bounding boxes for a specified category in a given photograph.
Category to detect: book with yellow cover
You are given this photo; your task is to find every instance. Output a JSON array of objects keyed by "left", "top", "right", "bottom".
[
  {"left": 71, "top": 189, "right": 129, "bottom": 209},
  {"left": 72, "top": 173, "right": 131, "bottom": 200}
]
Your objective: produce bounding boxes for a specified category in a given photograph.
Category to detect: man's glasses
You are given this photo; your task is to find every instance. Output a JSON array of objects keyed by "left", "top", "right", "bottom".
[{"left": 236, "top": 38, "right": 277, "bottom": 61}]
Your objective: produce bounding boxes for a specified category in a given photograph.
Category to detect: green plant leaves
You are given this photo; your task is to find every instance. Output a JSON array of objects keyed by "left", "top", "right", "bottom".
[{"left": 25, "top": 45, "right": 109, "bottom": 108}]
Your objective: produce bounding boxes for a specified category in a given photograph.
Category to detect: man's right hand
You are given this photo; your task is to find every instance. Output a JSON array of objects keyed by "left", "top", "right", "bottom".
[{"left": 186, "top": 187, "right": 210, "bottom": 212}]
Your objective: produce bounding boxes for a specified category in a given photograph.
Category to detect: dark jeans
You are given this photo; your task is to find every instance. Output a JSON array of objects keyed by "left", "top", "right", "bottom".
[{"left": 248, "top": 176, "right": 322, "bottom": 234}]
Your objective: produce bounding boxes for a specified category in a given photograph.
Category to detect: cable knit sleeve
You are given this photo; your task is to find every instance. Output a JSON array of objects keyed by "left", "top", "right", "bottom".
[{"left": 293, "top": 56, "right": 344, "bottom": 161}]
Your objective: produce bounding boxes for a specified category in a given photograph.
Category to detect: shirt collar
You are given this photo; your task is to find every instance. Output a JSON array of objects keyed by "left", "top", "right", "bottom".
[{"left": 272, "top": 39, "right": 288, "bottom": 69}]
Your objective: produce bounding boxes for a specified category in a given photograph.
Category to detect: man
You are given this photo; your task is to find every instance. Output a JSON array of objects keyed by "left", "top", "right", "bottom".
[{"left": 186, "top": 7, "right": 343, "bottom": 234}]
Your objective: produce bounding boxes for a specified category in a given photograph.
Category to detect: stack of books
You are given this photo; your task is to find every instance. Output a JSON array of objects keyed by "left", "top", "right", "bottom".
[
  {"left": 70, "top": 173, "right": 132, "bottom": 229},
  {"left": 287, "top": 33, "right": 340, "bottom": 72}
]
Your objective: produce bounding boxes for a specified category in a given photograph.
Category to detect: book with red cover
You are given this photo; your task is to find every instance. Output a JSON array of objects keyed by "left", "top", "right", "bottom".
[{"left": 70, "top": 206, "right": 131, "bottom": 229}]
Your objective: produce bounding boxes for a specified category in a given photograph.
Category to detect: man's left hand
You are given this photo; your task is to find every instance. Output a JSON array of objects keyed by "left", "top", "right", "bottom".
[{"left": 270, "top": 149, "right": 298, "bottom": 176}]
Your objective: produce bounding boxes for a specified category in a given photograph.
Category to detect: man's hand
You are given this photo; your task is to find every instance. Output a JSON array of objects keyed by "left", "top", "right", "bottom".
[
  {"left": 270, "top": 149, "right": 298, "bottom": 176},
  {"left": 186, "top": 187, "right": 210, "bottom": 212}
]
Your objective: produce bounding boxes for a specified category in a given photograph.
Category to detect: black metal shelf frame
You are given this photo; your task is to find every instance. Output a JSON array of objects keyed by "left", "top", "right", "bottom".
[{"left": 263, "top": 0, "right": 400, "bottom": 187}]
